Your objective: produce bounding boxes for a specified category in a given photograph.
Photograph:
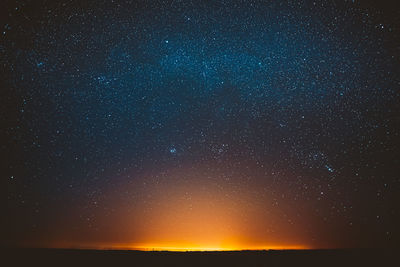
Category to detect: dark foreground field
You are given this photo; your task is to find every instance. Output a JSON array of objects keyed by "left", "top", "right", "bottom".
[{"left": 1, "top": 248, "right": 397, "bottom": 266}]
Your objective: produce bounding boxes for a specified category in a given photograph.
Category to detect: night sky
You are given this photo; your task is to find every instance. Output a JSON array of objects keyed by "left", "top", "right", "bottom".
[{"left": 1, "top": 0, "right": 400, "bottom": 250}]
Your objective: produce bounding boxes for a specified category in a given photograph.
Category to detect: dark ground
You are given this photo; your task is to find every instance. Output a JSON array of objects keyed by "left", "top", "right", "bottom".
[{"left": 0, "top": 248, "right": 398, "bottom": 267}]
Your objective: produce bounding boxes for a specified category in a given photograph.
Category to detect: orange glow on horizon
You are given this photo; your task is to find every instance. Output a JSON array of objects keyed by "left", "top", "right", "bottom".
[
  {"left": 123, "top": 243, "right": 310, "bottom": 251},
  {"left": 48, "top": 241, "right": 310, "bottom": 251},
  {"left": 41, "top": 166, "right": 317, "bottom": 251}
]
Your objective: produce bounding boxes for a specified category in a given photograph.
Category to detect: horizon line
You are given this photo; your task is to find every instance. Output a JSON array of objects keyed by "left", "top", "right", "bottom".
[{"left": 6, "top": 247, "right": 320, "bottom": 252}]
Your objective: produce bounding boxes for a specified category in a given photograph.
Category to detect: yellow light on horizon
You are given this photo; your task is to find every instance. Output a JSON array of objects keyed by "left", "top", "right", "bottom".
[
  {"left": 45, "top": 166, "right": 316, "bottom": 251},
  {"left": 129, "top": 245, "right": 309, "bottom": 252},
  {"left": 100, "top": 242, "right": 310, "bottom": 252}
]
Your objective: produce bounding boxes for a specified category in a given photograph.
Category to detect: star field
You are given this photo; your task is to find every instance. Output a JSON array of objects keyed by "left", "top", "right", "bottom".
[{"left": 1, "top": 0, "right": 399, "bottom": 249}]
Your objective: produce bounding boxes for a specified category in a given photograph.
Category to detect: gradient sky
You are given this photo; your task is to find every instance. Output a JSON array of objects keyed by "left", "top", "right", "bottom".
[{"left": 1, "top": 0, "right": 399, "bottom": 250}]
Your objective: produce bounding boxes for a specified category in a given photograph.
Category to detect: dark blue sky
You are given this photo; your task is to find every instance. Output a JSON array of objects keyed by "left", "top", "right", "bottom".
[{"left": 1, "top": 0, "right": 399, "bottom": 249}]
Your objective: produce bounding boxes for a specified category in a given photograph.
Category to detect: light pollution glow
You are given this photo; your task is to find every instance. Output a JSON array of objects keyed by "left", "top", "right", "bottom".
[
  {"left": 44, "top": 165, "right": 316, "bottom": 251},
  {"left": 48, "top": 242, "right": 309, "bottom": 252}
]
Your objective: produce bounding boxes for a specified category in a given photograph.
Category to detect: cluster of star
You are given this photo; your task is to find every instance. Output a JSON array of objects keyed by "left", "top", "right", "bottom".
[{"left": 1, "top": 0, "right": 399, "bottom": 249}]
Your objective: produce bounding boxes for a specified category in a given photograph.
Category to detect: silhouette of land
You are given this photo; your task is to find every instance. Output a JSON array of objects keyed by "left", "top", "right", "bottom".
[{"left": 1, "top": 248, "right": 397, "bottom": 266}]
